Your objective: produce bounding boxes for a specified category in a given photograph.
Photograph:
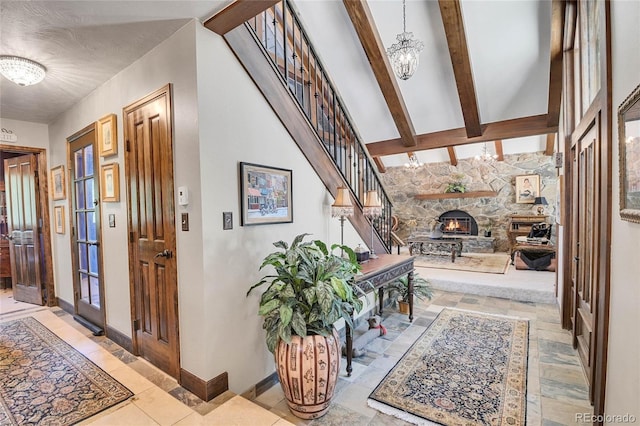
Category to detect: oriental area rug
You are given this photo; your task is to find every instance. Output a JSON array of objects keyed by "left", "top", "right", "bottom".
[
  {"left": 414, "top": 253, "right": 511, "bottom": 274},
  {"left": 0, "top": 317, "right": 133, "bottom": 425},
  {"left": 368, "top": 308, "right": 528, "bottom": 426}
]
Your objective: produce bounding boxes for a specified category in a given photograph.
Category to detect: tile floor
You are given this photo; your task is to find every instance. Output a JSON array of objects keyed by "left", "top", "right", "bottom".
[{"left": 1, "top": 282, "right": 592, "bottom": 425}]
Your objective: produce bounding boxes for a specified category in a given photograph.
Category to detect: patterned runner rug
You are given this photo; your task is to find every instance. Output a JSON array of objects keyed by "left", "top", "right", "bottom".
[
  {"left": 0, "top": 317, "right": 133, "bottom": 425},
  {"left": 368, "top": 309, "right": 528, "bottom": 425},
  {"left": 414, "top": 253, "right": 511, "bottom": 274}
]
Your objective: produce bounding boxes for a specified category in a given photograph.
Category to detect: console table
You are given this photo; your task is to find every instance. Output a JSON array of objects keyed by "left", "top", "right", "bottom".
[
  {"left": 345, "top": 254, "right": 414, "bottom": 376},
  {"left": 407, "top": 236, "right": 463, "bottom": 262}
]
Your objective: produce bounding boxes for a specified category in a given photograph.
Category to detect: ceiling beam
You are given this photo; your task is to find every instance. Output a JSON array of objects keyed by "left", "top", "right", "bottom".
[
  {"left": 367, "top": 114, "right": 557, "bottom": 156},
  {"left": 438, "top": 0, "right": 482, "bottom": 138},
  {"left": 373, "top": 156, "right": 386, "bottom": 173},
  {"left": 342, "top": 0, "right": 417, "bottom": 147},
  {"left": 204, "top": 0, "right": 281, "bottom": 35},
  {"left": 447, "top": 147, "right": 458, "bottom": 166},
  {"left": 547, "top": 0, "right": 566, "bottom": 127},
  {"left": 545, "top": 133, "right": 556, "bottom": 155},
  {"left": 494, "top": 140, "right": 504, "bottom": 161}
]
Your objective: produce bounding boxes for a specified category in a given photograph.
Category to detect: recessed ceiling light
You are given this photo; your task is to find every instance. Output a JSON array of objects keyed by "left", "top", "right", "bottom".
[{"left": 0, "top": 56, "right": 47, "bottom": 86}]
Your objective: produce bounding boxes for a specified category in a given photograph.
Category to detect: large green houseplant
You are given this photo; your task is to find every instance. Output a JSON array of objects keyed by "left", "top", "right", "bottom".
[{"left": 247, "top": 233, "right": 367, "bottom": 419}]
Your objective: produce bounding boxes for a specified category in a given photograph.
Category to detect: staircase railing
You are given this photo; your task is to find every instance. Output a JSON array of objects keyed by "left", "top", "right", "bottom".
[{"left": 245, "top": 0, "right": 392, "bottom": 251}]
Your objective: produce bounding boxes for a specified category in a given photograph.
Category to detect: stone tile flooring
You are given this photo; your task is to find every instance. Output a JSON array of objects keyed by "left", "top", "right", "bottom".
[
  {"left": 252, "top": 290, "right": 593, "bottom": 425},
  {"left": 1, "top": 288, "right": 592, "bottom": 425}
]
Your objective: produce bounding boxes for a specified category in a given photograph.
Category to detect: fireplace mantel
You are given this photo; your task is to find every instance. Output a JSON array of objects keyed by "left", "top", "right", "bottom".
[{"left": 414, "top": 191, "right": 498, "bottom": 200}]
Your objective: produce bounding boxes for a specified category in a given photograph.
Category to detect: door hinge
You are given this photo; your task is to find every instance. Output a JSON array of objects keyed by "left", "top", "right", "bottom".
[
  {"left": 133, "top": 319, "right": 140, "bottom": 331},
  {"left": 129, "top": 232, "right": 134, "bottom": 243}
]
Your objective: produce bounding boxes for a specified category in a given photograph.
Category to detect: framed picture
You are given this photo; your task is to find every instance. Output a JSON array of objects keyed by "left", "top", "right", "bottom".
[
  {"left": 54, "top": 206, "right": 65, "bottom": 234},
  {"left": 239, "top": 162, "right": 292, "bottom": 226},
  {"left": 101, "top": 163, "right": 120, "bottom": 202},
  {"left": 51, "top": 165, "right": 66, "bottom": 200},
  {"left": 98, "top": 113, "right": 117, "bottom": 157},
  {"left": 515, "top": 174, "right": 540, "bottom": 204},
  {"left": 618, "top": 83, "right": 640, "bottom": 223}
]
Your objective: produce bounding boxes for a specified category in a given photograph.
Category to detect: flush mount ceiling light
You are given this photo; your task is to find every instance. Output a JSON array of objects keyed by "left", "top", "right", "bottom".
[
  {"left": 386, "top": 0, "right": 424, "bottom": 80},
  {"left": 0, "top": 56, "right": 46, "bottom": 86}
]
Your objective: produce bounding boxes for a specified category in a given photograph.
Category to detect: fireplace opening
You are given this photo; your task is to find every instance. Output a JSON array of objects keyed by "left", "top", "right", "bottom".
[{"left": 439, "top": 210, "right": 478, "bottom": 236}]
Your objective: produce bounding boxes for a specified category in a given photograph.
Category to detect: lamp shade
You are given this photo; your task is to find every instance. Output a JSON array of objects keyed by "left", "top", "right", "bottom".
[
  {"left": 331, "top": 187, "right": 354, "bottom": 217},
  {"left": 363, "top": 190, "right": 382, "bottom": 217},
  {"left": 533, "top": 197, "right": 548, "bottom": 206}
]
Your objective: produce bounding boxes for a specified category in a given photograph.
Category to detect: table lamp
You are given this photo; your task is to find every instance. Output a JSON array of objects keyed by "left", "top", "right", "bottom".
[
  {"left": 533, "top": 196, "right": 548, "bottom": 215},
  {"left": 363, "top": 190, "right": 382, "bottom": 258},
  {"left": 331, "top": 187, "right": 354, "bottom": 253}
]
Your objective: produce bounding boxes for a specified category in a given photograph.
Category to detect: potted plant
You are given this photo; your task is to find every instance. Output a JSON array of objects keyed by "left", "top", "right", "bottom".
[
  {"left": 386, "top": 273, "right": 433, "bottom": 315},
  {"left": 444, "top": 173, "right": 467, "bottom": 193},
  {"left": 484, "top": 220, "right": 493, "bottom": 237},
  {"left": 247, "top": 233, "right": 367, "bottom": 419}
]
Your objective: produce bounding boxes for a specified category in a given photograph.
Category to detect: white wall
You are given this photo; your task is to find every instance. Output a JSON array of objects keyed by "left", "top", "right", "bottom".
[
  {"left": 0, "top": 118, "right": 49, "bottom": 151},
  {"left": 605, "top": 0, "right": 640, "bottom": 421},
  {"left": 193, "top": 24, "right": 363, "bottom": 392}
]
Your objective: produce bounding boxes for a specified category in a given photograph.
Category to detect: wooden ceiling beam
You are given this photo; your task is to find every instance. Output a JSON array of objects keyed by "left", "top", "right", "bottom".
[
  {"left": 447, "top": 146, "right": 458, "bottom": 166},
  {"left": 494, "top": 140, "right": 504, "bottom": 161},
  {"left": 545, "top": 133, "right": 556, "bottom": 155},
  {"left": 373, "top": 156, "right": 386, "bottom": 173},
  {"left": 367, "top": 114, "right": 557, "bottom": 156},
  {"left": 547, "top": 0, "right": 566, "bottom": 127},
  {"left": 342, "top": 0, "right": 417, "bottom": 147},
  {"left": 438, "top": 0, "right": 482, "bottom": 138},
  {"left": 204, "top": 0, "right": 281, "bottom": 35}
]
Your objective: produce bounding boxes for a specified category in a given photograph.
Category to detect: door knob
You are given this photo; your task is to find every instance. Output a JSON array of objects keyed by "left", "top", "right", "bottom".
[{"left": 155, "top": 249, "right": 172, "bottom": 259}]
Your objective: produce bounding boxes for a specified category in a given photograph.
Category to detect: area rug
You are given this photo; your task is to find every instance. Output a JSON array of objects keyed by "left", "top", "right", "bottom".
[
  {"left": 0, "top": 317, "right": 133, "bottom": 425},
  {"left": 368, "top": 308, "right": 528, "bottom": 426},
  {"left": 414, "top": 253, "right": 510, "bottom": 274}
]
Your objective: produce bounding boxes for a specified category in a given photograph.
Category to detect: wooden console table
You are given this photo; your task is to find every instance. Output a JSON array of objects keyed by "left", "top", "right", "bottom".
[{"left": 345, "top": 254, "right": 414, "bottom": 376}]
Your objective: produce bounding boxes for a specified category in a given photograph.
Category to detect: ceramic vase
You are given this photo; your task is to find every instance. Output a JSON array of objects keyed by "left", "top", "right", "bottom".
[{"left": 275, "top": 328, "right": 341, "bottom": 419}]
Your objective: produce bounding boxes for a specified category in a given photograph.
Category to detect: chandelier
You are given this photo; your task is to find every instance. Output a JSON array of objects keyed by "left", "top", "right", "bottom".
[
  {"left": 475, "top": 143, "right": 498, "bottom": 162},
  {"left": 386, "top": 0, "right": 424, "bottom": 80},
  {"left": 0, "top": 56, "right": 46, "bottom": 86},
  {"left": 404, "top": 152, "right": 424, "bottom": 168}
]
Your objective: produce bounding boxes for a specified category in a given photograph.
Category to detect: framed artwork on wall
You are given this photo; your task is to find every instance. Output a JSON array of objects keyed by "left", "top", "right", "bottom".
[
  {"left": 54, "top": 206, "right": 65, "bottom": 234},
  {"left": 50, "top": 165, "right": 66, "bottom": 200},
  {"left": 101, "top": 163, "right": 120, "bottom": 202},
  {"left": 98, "top": 113, "right": 118, "bottom": 157},
  {"left": 618, "top": 83, "right": 640, "bottom": 223},
  {"left": 240, "top": 162, "right": 292, "bottom": 226},
  {"left": 515, "top": 174, "right": 540, "bottom": 204}
]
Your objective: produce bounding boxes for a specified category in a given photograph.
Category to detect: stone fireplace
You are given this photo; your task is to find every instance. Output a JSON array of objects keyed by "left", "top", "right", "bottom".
[{"left": 439, "top": 210, "right": 478, "bottom": 236}]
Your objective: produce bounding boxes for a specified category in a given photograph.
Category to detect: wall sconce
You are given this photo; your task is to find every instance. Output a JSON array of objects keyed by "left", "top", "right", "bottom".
[
  {"left": 331, "top": 187, "right": 354, "bottom": 251},
  {"left": 363, "top": 190, "right": 382, "bottom": 258}
]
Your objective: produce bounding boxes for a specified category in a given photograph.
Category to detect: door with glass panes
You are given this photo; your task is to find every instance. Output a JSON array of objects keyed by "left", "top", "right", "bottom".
[{"left": 68, "top": 125, "right": 104, "bottom": 331}]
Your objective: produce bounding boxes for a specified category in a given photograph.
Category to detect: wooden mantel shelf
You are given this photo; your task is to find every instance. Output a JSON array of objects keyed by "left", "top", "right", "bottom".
[{"left": 414, "top": 191, "right": 498, "bottom": 200}]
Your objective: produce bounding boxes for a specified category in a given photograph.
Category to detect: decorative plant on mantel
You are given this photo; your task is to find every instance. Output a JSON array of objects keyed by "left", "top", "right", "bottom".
[
  {"left": 247, "top": 233, "right": 369, "bottom": 419},
  {"left": 444, "top": 173, "right": 467, "bottom": 193}
]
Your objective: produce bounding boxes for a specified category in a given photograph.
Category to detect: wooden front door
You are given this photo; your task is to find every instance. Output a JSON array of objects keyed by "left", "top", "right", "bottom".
[
  {"left": 123, "top": 84, "right": 179, "bottom": 378},
  {"left": 68, "top": 125, "right": 105, "bottom": 330},
  {"left": 4, "top": 154, "right": 44, "bottom": 305},
  {"left": 571, "top": 123, "right": 600, "bottom": 397}
]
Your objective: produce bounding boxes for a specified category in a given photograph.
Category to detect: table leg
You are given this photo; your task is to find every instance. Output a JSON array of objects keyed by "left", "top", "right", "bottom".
[
  {"left": 346, "top": 319, "right": 353, "bottom": 377},
  {"left": 408, "top": 269, "right": 414, "bottom": 322},
  {"left": 451, "top": 247, "right": 456, "bottom": 263},
  {"left": 378, "top": 287, "right": 384, "bottom": 315}
]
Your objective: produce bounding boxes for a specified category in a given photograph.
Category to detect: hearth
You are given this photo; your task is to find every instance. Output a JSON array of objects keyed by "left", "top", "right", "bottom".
[{"left": 439, "top": 210, "right": 478, "bottom": 236}]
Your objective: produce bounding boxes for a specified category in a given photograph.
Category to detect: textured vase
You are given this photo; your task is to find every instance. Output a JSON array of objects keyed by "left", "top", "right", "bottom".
[{"left": 275, "top": 329, "right": 341, "bottom": 419}]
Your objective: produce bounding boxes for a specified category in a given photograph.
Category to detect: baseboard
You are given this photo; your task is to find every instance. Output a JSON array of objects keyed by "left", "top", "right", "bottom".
[
  {"left": 255, "top": 371, "right": 279, "bottom": 397},
  {"left": 57, "top": 297, "right": 74, "bottom": 315},
  {"left": 106, "top": 325, "right": 134, "bottom": 353},
  {"left": 180, "top": 369, "right": 228, "bottom": 402}
]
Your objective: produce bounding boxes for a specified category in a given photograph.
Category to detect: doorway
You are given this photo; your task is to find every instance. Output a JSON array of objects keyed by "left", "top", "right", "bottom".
[{"left": 0, "top": 146, "right": 55, "bottom": 306}]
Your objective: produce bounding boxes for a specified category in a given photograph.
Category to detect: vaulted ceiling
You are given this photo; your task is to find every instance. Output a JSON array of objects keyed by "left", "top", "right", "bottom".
[{"left": 0, "top": 0, "right": 564, "bottom": 169}]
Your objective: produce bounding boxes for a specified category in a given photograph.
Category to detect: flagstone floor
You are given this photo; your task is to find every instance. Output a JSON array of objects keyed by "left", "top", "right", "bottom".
[{"left": 0, "top": 287, "right": 591, "bottom": 425}]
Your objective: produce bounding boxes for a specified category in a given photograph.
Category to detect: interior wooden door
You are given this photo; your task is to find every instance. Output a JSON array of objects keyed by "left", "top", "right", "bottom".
[
  {"left": 4, "top": 154, "right": 44, "bottom": 305},
  {"left": 123, "top": 84, "right": 179, "bottom": 378},
  {"left": 572, "top": 123, "right": 599, "bottom": 396},
  {"left": 68, "top": 126, "right": 105, "bottom": 331}
]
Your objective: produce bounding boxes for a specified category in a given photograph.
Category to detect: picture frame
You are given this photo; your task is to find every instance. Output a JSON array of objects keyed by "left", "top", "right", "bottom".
[
  {"left": 51, "top": 165, "right": 66, "bottom": 201},
  {"left": 618, "top": 83, "right": 640, "bottom": 223},
  {"left": 515, "top": 174, "right": 540, "bottom": 204},
  {"left": 98, "top": 113, "right": 118, "bottom": 157},
  {"left": 54, "top": 206, "right": 65, "bottom": 234},
  {"left": 101, "top": 163, "right": 120, "bottom": 202},
  {"left": 239, "top": 162, "right": 292, "bottom": 226}
]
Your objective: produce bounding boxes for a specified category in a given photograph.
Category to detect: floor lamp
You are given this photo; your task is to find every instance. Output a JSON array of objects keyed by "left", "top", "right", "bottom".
[
  {"left": 363, "top": 190, "right": 382, "bottom": 259},
  {"left": 331, "top": 187, "right": 354, "bottom": 255}
]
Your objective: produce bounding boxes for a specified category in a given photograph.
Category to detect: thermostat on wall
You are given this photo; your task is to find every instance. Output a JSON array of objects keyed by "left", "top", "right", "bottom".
[{"left": 178, "top": 186, "right": 189, "bottom": 206}]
